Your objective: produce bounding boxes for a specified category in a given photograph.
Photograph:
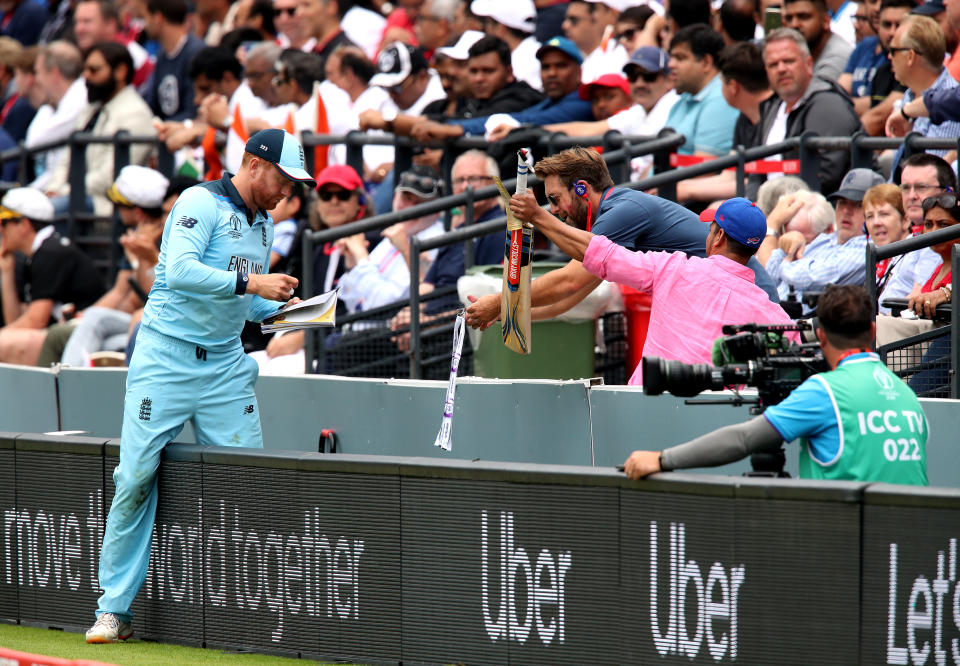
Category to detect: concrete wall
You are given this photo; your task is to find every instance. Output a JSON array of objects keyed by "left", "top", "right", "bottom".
[{"left": 0, "top": 363, "right": 955, "bottom": 485}]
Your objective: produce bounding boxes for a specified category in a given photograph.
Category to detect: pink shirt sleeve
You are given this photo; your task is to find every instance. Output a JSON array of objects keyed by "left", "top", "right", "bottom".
[{"left": 582, "top": 234, "right": 673, "bottom": 293}]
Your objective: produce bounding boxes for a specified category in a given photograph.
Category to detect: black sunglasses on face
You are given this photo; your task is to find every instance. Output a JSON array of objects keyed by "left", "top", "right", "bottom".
[
  {"left": 628, "top": 70, "right": 660, "bottom": 83},
  {"left": 615, "top": 28, "right": 636, "bottom": 41},
  {"left": 273, "top": 7, "right": 295, "bottom": 17},
  {"left": 318, "top": 189, "right": 354, "bottom": 202}
]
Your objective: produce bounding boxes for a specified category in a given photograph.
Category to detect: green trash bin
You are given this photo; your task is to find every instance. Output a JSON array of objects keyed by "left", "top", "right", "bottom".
[{"left": 468, "top": 263, "right": 596, "bottom": 380}]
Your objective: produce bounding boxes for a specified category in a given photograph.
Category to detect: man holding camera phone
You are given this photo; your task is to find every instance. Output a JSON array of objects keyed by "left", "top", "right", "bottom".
[{"left": 623, "top": 285, "right": 929, "bottom": 486}]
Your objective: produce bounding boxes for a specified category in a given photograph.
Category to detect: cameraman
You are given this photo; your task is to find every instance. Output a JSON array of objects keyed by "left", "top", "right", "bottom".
[{"left": 623, "top": 285, "right": 929, "bottom": 486}]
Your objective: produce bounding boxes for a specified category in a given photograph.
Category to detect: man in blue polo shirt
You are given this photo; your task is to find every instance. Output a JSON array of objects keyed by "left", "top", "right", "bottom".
[
  {"left": 464, "top": 147, "right": 780, "bottom": 331},
  {"left": 664, "top": 24, "right": 740, "bottom": 157},
  {"left": 85, "top": 129, "right": 315, "bottom": 644}
]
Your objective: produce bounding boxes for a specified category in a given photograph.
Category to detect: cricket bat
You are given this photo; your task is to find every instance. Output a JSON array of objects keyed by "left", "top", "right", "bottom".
[{"left": 497, "top": 150, "right": 533, "bottom": 355}]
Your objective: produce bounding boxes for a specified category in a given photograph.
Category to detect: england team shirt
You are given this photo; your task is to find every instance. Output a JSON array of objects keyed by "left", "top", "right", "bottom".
[{"left": 142, "top": 174, "right": 283, "bottom": 350}]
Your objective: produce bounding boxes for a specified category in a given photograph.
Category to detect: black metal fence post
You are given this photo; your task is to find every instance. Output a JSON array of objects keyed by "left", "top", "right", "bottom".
[
  {"left": 156, "top": 142, "right": 174, "bottom": 178},
  {"left": 345, "top": 130, "right": 365, "bottom": 178},
  {"left": 735, "top": 145, "right": 746, "bottom": 198},
  {"left": 798, "top": 131, "right": 820, "bottom": 191},
  {"left": 409, "top": 236, "right": 422, "bottom": 379},
  {"left": 463, "top": 185, "right": 475, "bottom": 269},
  {"left": 952, "top": 244, "right": 959, "bottom": 398},
  {"left": 850, "top": 131, "right": 873, "bottom": 170},
  {"left": 301, "top": 130, "right": 316, "bottom": 175},
  {"left": 302, "top": 231, "right": 317, "bottom": 374},
  {"left": 394, "top": 135, "right": 413, "bottom": 185},
  {"left": 109, "top": 131, "right": 132, "bottom": 284},
  {"left": 67, "top": 132, "right": 86, "bottom": 241},
  {"left": 602, "top": 131, "right": 626, "bottom": 183}
]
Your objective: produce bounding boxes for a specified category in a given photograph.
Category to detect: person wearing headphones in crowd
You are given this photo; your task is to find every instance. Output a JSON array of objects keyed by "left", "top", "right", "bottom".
[
  {"left": 464, "top": 147, "right": 781, "bottom": 354},
  {"left": 507, "top": 185, "right": 794, "bottom": 383}
]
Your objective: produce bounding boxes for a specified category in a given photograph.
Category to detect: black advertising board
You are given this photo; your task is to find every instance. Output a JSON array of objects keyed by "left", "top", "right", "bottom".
[
  {"left": 5, "top": 440, "right": 960, "bottom": 664},
  {"left": 401, "top": 478, "right": 620, "bottom": 665},
  {"left": 861, "top": 486, "right": 960, "bottom": 666}
]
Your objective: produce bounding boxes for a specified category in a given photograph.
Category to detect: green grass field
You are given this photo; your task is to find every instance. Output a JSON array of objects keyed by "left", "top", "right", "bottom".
[{"left": 0, "top": 623, "right": 351, "bottom": 665}]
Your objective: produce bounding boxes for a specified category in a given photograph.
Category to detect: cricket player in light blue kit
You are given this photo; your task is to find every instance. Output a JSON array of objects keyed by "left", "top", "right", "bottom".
[{"left": 85, "top": 129, "right": 316, "bottom": 643}]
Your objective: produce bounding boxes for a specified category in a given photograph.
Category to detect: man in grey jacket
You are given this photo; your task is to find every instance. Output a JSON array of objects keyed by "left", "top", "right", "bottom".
[{"left": 745, "top": 28, "right": 863, "bottom": 200}]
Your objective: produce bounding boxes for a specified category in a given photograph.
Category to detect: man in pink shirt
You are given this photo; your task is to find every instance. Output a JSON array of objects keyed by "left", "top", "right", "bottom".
[{"left": 507, "top": 194, "right": 795, "bottom": 385}]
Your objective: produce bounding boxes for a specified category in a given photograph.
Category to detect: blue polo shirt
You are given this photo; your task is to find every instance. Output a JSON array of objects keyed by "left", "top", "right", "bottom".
[
  {"left": 843, "top": 37, "right": 884, "bottom": 99},
  {"left": 664, "top": 74, "right": 739, "bottom": 156},
  {"left": 141, "top": 174, "right": 283, "bottom": 350},
  {"left": 451, "top": 91, "right": 594, "bottom": 136}
]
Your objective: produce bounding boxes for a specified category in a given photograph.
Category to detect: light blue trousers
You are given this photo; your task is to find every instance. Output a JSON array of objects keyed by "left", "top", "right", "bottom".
[{"left": 95, "top": 325, "right": 263, "bottom": 621}]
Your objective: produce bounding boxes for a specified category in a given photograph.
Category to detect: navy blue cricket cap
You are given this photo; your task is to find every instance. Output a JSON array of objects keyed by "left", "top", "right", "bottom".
[
  {"left": 245, "top": 129, "right": 316, "bottom": 187},
  {"left": 700, "top": 197, "right": 767, "bottom": 248},
  {"left": 912, "top": 0, "right": 945, "bottom": 15}
]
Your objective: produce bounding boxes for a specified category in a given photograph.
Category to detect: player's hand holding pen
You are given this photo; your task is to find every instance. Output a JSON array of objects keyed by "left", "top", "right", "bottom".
[{"left": 248, "top": 272, "right": 298, "bottom": 301}]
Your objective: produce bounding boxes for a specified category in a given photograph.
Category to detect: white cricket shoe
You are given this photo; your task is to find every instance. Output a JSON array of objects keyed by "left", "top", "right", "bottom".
[{"left": 85, "top": 613, "right": 133, "bottom": 643}]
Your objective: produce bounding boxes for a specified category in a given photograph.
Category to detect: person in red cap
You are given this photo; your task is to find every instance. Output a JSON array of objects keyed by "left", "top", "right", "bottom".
[
  {"left": 578, "top": 73, "right": 633, "bottom": 120},
  {"left": 251, "top": 164, "right": 377, "bottom": 375}
]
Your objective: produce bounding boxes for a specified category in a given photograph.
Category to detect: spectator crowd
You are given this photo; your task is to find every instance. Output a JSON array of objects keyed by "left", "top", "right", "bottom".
[{"left": 0, "top": 0, "right": 956, "bottom": 393}]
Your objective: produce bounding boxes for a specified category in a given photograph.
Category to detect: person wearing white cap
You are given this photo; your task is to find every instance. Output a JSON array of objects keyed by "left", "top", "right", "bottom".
[
  {"left": 0, "top": 187, "right": 105, "bottom": 365},
  {"left": 471, "top": 0, "right": 543, "bottom": 90},
  {"left": 84, "top": 129, "right": 312, "bottom": 645},
  {"left": 44, "top": 166, "right": 172, "bottom": 369}
]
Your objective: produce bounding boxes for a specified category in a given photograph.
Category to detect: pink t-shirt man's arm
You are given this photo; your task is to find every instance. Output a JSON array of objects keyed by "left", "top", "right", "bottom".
[{"left": 583, "top": 235, "right": 794, "bottom": 385}]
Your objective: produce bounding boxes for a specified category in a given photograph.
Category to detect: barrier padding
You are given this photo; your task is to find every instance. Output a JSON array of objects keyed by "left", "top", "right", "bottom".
[{"left": 2, "top": 437, "right": 960, "bottom": 665}]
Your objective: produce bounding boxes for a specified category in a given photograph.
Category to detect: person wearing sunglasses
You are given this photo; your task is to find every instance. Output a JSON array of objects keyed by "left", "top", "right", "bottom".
[
  {"left": 543, "top": 47, "right": 677, "bottom": 154},
  {"left": 337, "top": 165, "right": 445, "bottom": 317},
  {"left": 612, "top": 5, "right": 654, "bottom": 53},
  {"left": 464, "top": 146, "right": 781, "bottom": 346},
  {"left": 896, "top": 192, "right": 960, "bottom": 397},
  {"left": 274, "top": 0, "right": 314, "bottom": 51},
  {"left": 906, "top": 192, "right": 959, "bottom": 318},
  {"left": 887, "top": 15, "right": 960, "bottom": 176},
  {"left": 250, "top": 164, "right": 377, "bottom": 375}
]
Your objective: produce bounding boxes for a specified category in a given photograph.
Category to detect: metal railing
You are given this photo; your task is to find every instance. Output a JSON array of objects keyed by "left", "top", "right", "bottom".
[
  {"left": 8, "top": 125, "right": 959, "bottom": 387},
  {"left": 299, "top": 132, "right": 686, "bottom": 378},
  {"left": 0, "top": 131, "right": 170, "bottom": 284}
]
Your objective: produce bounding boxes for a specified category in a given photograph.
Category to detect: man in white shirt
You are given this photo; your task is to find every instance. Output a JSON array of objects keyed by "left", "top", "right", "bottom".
[
  {"left": 470, "top": 0, "right": 542, "bottom": 90},
  {"left": 337, "top": 166, "right": 446, "bottom": 315},
  {"left": 25, "top": 41, "right": 86, "bottom": 191},
  {"left": 273, "top": 0, "right": 316, "bottom": 51},
  {"left": 358, "top": 42, "right": 447, "bottom": 126}
]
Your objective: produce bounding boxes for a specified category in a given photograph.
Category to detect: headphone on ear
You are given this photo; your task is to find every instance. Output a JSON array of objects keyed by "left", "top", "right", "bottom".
[{"left": 574, "top": 180, "right": 588, "bottom": 197}]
